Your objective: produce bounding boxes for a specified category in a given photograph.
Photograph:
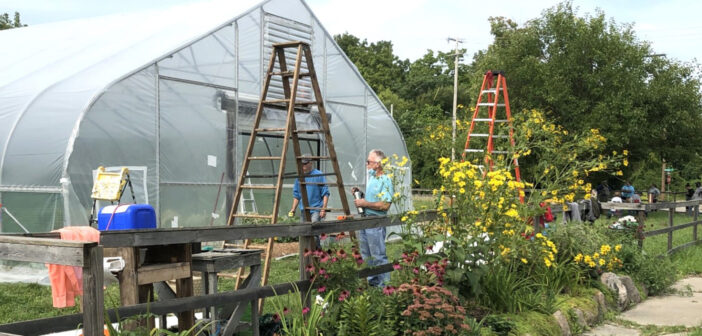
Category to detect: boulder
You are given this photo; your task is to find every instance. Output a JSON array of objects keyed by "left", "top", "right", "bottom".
[
  {"left": 593, "top": 290, "right": 607, "bottom": 321},
  {"left": 552, "top": 310, "right": 571, "bottom": 336},
  {"left": 619, "top": 275, "right": 641, "bottom": 305},
  {"left": 600, "top": 272, "right": 629, "bottom": 310}
]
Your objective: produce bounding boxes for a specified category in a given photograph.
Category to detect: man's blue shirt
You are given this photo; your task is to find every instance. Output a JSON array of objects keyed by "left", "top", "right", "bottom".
[
  {"left": 365, "top": 171, "right": 393, "bottom": 216},
  {"left": 292, "top": 169, "right": 330, "bottom": 212},
  {"left": 621, "top": 185, "right": 635, "bottom": 198}
]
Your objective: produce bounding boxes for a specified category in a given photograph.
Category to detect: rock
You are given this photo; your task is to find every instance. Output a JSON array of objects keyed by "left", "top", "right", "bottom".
[
  {"left": 593, "top": 290, "right": 607, "bottom": 321},
  {"left": 601, "top": 272, "right": 629, "bottom": 310},
  {"left": 572, "top": 308, "right": 588, "bottom": 329},
  {"left": 619, "top": 275, "right": 641, "bottom": 305},
  {"left": 552, "top": 310, "right": 571, "bottom": 336}
]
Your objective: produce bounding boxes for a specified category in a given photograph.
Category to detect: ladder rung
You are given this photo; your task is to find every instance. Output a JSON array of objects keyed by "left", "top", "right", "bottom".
[
  {"left": 273, "top": 41, "right": 308, "bottom": 48},
  {"left": 240, "top": 185, "right": 277, "bottom": 189},
  {"left": 477, "top": 103, "right": 505, "bottom": 107},
  {"left": 231, "top": 214, "right": 274, "bottom": 219},
  {"left": 470, "top": 134, "right": 509, "bottom": 138},
  {"left": 263, "top": 99, "right": 289, "bottom": 104},
  {"left": 482, "top": 88, "right": 503, "bottom": 93},
  {"left": 491, "top": 150, "right": 509, "bottom": 154},
  {"left": 465, "top": 149, "right": 484, "bottom": 153},
  {"left": 473, "top": 118, "right": 509, "bottom": 123},
  {"left": 270, "top": 71, "right": 311, "bottom": 77},
  {"left": 298, "top": 156, "right": 331, "bottom": 160},
  {"left": 249, "top": 156, "right": 281, "bottom": 160},
  {"left": 305, "top": 207, "right": 346, "bottom": 212},
  {"left": 255, "top": 128, "right": 286, "bottom": 132},
  {"left": 295, "top": 129, "right": 326, "bottom": 134}
]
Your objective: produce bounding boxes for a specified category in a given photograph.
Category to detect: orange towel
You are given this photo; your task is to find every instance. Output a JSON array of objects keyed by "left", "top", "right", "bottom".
[{"left": 46, "top": 226, "right": 101, "bottom": 308}]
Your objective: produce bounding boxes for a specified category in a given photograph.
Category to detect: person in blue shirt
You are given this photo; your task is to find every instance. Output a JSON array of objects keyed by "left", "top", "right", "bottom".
[
  {"left": 353, "top": 149, "right": 393, "bottom": 286},
  {"left": 621, "top": 181, "right": 635, "bottom": 202},
  {"left": 288, "top": 158, "right": 330, "bottom": 224}
]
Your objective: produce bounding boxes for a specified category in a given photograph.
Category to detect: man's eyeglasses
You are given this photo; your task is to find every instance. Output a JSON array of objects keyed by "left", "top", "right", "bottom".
[{"left": 366, "top": 160, "right": 380, "bottom": 164}]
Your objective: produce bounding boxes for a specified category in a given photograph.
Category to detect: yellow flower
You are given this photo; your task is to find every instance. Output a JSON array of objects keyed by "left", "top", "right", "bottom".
[
  {"left": 623, "top": 159, "right": 629, "bottom": 167},
  {"left": 616, "top": 170, "right": 623, "bottom": 176},
  {"left": 544, "top": 258, "right": 552, "bottom": 268},
  {"left": 505, "top": 208, "right": 519, "bottom": 218},
  {"left": 521, "top": 258, "right": 528, "bottom": 264},
  {"left": 615, "top": 244, "right": 622, "bottom": 252},
  {"left": 599, "top": 259, "right": 606, "bottom": 266},
  {"left": 574, "top": 253, "right": 583, "bottom": 263},
  {"left": 623, "top": 149, "right": 628, "bottom": 155}
]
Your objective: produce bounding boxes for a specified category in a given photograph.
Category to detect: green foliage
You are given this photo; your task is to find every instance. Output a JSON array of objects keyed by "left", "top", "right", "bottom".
[
  {"left": 0, "top": 12, "right": 26, "bottom": 30},
  {"left": 336, "top": 290, "right": 393, "bottom": 336},
  {"left": 270, "top": 284, "right": 329, "bottom": 336}
]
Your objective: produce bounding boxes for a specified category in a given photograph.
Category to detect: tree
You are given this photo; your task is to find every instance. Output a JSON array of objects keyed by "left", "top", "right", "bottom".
[
  {"left": 334, "top": 33, "right": 408, "bottom": 94},
  {"left": 470, "top": 1, "right": 702, "bottom": 184},
  {"left": 0, "top": 11, "right": 26, "bottom": 30}
]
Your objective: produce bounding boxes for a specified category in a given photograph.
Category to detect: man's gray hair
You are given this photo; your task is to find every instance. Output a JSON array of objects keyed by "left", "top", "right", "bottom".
[{"left": 369, "top": 149, "right": 385, "bottom": 161}]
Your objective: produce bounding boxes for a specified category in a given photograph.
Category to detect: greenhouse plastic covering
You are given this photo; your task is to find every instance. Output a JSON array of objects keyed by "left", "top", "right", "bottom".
[{"left": 0, "top": 0, "right": 411, "bottom": 233}]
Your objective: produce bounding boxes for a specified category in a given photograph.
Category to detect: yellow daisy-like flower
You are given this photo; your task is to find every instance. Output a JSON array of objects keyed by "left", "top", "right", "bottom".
[
  {"left": 544, "top": 258, "right": 552, "bottom": 268},
  {"left": 615, "top": 244, "right": 622, "bottom": 252},
  {"left": 574, "top": 253, "right": 583, "bottom": 263},
  {"left": 599, "top": 259, "right": 606, "bottom": 266},
  {"left": 521, "top": 258, "right": 528, "bottom": 264}
]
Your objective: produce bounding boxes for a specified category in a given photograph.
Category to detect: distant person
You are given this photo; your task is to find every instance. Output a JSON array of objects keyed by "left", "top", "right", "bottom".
[
  {"left": 621, "top": 181, "right": 635, "bottom": 202},
  {"left": 693, "top": 182, "right": 702, "bottom": 200},
  {"left": 686, "top": 183, "right": 695, "bottom": 216},
  {"left": 288, "top": 157, "right": 330, "bottom": 247},
  {"left": 608, "top": 191, "right": 623, "bottom": 218},
  {"left": 648, "top": 184, "right": 660, "bottom": 203},
  {"left": 596, "top": 181, "right": 611, "bottom": 202}
]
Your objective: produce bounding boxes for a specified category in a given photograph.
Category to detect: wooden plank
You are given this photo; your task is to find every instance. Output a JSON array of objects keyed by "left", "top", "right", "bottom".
[
  {"left": 644, "top": 221, "right": 702, "bottom": 237},
  {"left": 668, "top": 208, "right": 674, "bottom": 252},
  {"left": 648, "top": 200, "right": 701, "bottom": 210},
  {"left": 137, "top": 262, "right": 191, "bottom": 285},
  {"left": 176, "top": 244, "right": 194, "bottom": 330},
  {"left": 599, "top": 202, "right": 649, "bottom": 211},
  {"left": 0, "top": 235, "right": 93, "bottom": 248},
  {"left": 81, "top": 245, "right": 104, "bottom": 336},
  {"left": 667, "top": 240, "right": 702, "bottom": 255},
  {"left": 0, "top": 243, "right": 85, "bottom": 266}
]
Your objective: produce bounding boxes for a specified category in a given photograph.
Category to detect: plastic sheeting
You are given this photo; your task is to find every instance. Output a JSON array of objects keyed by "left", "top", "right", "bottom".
[{"left": 0, "top": 0, "right": 410, "bottom": 232}]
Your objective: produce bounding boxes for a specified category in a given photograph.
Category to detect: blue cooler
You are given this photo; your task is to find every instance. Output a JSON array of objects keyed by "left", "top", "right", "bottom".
[{"left": 98, "top": 204, "right": 157, "bottom": 231}]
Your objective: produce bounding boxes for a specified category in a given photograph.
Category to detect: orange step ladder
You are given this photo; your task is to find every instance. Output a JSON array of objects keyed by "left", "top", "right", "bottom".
[{"left": 463, "top": 70, "right": 522, "bottom": 194}]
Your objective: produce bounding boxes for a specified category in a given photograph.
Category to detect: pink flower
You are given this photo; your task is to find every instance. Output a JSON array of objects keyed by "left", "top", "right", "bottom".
[
  {"left": 331, "top": 257, "right": 338, "bottom": 263},
  {"left": 426, "top": 245, "right": 433, "bottom": 251},
  {"left": 413, "top": 267, "right": 420, "bottom": 274},
  {"left": 272, "top": 313, "right": 280, "bottom": 322},
  {"left": 320, "top": 233, "right": 328, "bottom": 240},
  {"left": 283, "top": 307, "right": 289, "bottom": 315},
  {"left": 320, "top": 255, "right": 330, "bottom": 263},
  {"left": 305, "top": 264, "right": 315, "bottom": 273},
  {"left": 302, "top": 307, "right": 310, "bottom": 315},
  {"left": 303, "top": 248, "right": 312, "bottom": 257},
  {"left": 382, "top": 285, "right": 396, "bottom": 295},
  {"left": 337, "top": 249, "right": 347, "bottom": 259},
  {"left": 336, "top": 232, "right": 346, "bottom": 241},
  {"left": 318, "top": 268, "right": 326, "bottom": 275},
  {"left": 393, "top": 262, "right": 401, "bottom": 270},
  {"left": 338, "top": 290, "right": 350, "bottom": 301},
  {"left": 356, "top": 258, "right": 364, "bottom": 265},
  {"left": 318, "top": 286, "right": 327, "bottom": 293}
]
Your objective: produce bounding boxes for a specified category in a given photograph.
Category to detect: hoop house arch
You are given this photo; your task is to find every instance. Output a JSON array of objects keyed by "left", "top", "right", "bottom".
[{"left": 0, "top": 0, "right": 411, "bottom": 233}]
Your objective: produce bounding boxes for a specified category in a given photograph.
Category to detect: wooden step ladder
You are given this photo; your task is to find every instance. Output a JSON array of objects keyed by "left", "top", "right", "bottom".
[
  {"left": 463, "top": 70, "right": 523, "bottom": 200},
  {"left": 226, "top": 41, "right": 352, "bottom": 309}
]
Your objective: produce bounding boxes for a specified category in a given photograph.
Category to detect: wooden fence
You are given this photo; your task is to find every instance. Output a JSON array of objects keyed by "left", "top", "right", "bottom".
[
  {"left": 600, "top": 200, "right": 701, "bottom": 254},
  {"left": 0, "top": 211, "right": 436, "bottom": 336}
]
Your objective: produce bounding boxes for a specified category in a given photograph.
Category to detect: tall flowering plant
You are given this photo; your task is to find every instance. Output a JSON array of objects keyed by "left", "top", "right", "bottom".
[{"left": 304, "top": 234, "right": 364, "bottom": 302}]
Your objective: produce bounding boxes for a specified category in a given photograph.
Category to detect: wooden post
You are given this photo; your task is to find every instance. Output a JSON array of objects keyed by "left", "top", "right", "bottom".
[
  {"left": 668, "top": 206, "right": 674, "bottom": 253},
  {"left": 82, "top": 244, "right": 104, "bottom": 336},
  {"left": 176, "top": 244, "right": 194, "bottom": 330},
  {"left": 694, "top": 202, "right": 699, "bottom": 242}
]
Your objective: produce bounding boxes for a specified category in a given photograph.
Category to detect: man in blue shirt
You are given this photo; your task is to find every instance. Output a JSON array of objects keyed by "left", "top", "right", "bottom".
[
  {"left": 353, "top": 149, "right": 393, "bottom": 286},
  {"left": 621, "top": 181, "right": 635, "bottom": 202},
  {"left": 289, "top": 157, "right": 330, "bottom": 224}
]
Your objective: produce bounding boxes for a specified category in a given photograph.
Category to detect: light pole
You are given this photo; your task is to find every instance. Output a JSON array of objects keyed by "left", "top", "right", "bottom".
[{"left": 448, "top": 37, "right": 464, "bottom": 161}]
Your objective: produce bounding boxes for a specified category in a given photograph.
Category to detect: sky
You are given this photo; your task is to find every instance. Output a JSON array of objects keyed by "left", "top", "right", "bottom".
[{"left": 2, "top": 0, "right": 700, "bottom": 63}]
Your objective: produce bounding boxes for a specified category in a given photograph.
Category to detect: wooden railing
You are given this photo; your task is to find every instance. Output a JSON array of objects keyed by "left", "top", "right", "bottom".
[
  {"left": 600, "top": 200, "right": 701, "bottom": 254},
  {"left": 0, "top": 211, "right": 436, "bottom": 336}
]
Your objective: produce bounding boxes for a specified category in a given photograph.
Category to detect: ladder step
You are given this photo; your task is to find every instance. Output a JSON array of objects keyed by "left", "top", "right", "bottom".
[
  {"left": 240, "top": 185, "right": 277, "bottom": 189},
  {"left": 231, "top": 214, "right": 274, "bottom": 219},
  {"left": 255, "top": 128, "right": 286, "bottom": 132},
  {"left": 263, "top": 99, "right": 289, "bottom": 104},
  {"left": 294, "top": 100, "right": 318, "bottom": 106},
  {"left": 473, "top": 118, "right": 509, "bottom": 123},
  {"left": 249, "top": 156, "right": 282, "bottom": 160},
  {"left": 270, "top": 71, "right": 311, "bottom": 77},
  {"left": 470, "top": 134, "right": 509, "bottom": 138},
  {"left": 477, "top": 103, "right": 506, "bottom": 107},
  {"left": 273, "top": 41, "right": 308, "bottom": 48},
  {"left": 305, "top": 207, "right": 346, "bottom": 212},
  {"left": 482, "top": 88, "right": 503, "bottom": 93},
  {"left": 465, "top": 149, "right": 484, "bottom": 153},
  {"left": 491, "top": 150, "right": 509, "bottom": 154}
]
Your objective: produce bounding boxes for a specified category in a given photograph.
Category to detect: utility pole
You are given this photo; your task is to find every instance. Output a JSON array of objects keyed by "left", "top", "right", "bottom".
[{"left": 448, "top": 37, "right": 464, "bottom": 161}]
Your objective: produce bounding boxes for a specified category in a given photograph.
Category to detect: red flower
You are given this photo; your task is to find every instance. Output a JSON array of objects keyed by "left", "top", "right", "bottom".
[
  {"left": 302, "top": 307, "right": 310, "bottom": 314},
  {"left": 272, "top": 313, "right": 280, "bottom": 322}
]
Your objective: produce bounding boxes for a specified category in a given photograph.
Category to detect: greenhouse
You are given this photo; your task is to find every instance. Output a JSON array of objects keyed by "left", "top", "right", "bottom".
[{"left": 0, "top": 0, "right": 410, "bottom": 233}]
